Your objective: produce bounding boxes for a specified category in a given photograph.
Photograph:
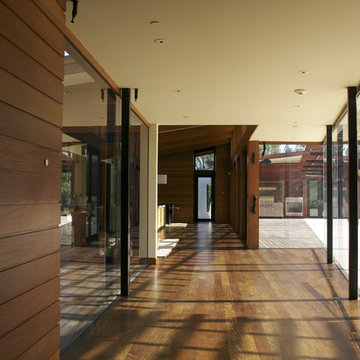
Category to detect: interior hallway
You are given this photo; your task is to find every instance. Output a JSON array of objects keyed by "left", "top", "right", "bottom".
[{"left": 62, "top": 223, "right": 360, "bottom": 359}]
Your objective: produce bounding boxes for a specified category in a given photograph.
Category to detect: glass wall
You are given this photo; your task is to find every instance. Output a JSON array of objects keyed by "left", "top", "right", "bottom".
[
  {"left": 331, "top": 115, "right": 350, "bottom": 276},
  {"left": 259, "top": 144, "right": 326, "bottom": 248},
  {"left": 61, "top": 47, "right": 149, "bottom": 351},
  {"left": 130, "top": 114, "right": 148, "bottom": 278}
]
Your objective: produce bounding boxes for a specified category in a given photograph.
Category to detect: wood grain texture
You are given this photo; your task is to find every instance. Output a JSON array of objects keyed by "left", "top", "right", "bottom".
[
  {"left": 32, "top": 0, "right": 65, "bottom": 33},
  {"left": 2, "top": 0, "right": 64, "bottom": 56},
  {"left": 0, "top": 1, "right": 63, "bottom": 357},
  {"left": 17, "top": 326, "right": 60, "bottom": 360},
  {"left": 158, "top": 150, "right": 194, "bottom": 223},
  {"left": 0, "top": 102, "right": 61, "bottom": 151},
  {"left": 0, "top": 134, "right": 61, "bottom": 175},
  {"left": 0, "top": 170, "right": 60, "bottom": 205},
  {"left": 215, "top": 144, "right": 231, "bottom": 224},
  {"left": 0, "top": 203, "right": 60, "bottom": 238},
  {"left": 159, "top": 145, "right": 232, "bottom": 224},
  {"left": 0, "top": 35, "right": 63, "bottom": 103},
  {"left": 0, "top": 253, "right": 60, "bottom": 305},
  {"left": 47, "top": 349, "right": 60, "bottom": 360},
  {"left": 0, "top": 3, "right": 64, "bottom": 80},
  {"left": 247, "top": 141, "right": 259, "bottom": 249},
  {"left": 55, "top": 0, "right": 66, "bottom": 11},
  {"left": 0, "top": 301, "right": 60, "bottom": 360},
  {"left": 0, "top": 277, "right": 59, "bottom": 338},
  {"left": 0, "top": 228, "right": 59, "bottom": 272},
  {"left": 0, "top": 68, "right": 62, "bottom": 126},
  {"left": 62, "top": 224, "right": 360, "bottom": 360}
]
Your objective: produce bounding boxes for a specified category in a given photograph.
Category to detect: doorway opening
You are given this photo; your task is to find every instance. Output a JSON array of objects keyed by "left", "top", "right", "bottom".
[{"left": 194, "top": 148, "right": 216, "bottom": 222}]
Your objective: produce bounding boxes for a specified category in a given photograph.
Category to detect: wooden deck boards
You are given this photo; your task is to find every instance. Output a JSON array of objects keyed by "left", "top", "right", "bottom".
[{"left": 62, "top": 223, "right": 360, "bottom": 359}]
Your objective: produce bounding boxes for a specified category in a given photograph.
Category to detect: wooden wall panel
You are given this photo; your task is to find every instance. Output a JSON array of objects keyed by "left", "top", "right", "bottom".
[
  {"left": 2, "top": 0, "right": 64, "bottom": 56},
  {"left": 0, "top": 3, "right": 64, "bottom": 80},
  {"left": 0, "top": 35, "right": 63, "bottom": 103},
  {"left": 0, "top": 204, "right": 60, "bottom": 238},
  {"left": 55, "top": 0, "right": 66, "bottom": 11},
  {"left": 0, "top": 301, "right": 60, "bottom": 360},
  {"left": 247, "top": 141, "right": 259, "bottom": 249},
  {"left": 17, "top": 326, "right": 60, "bottom": 360},
  {"left": 0, "top": 228, "right": 59, "bottom": 272},
  {"left": 0, "top": 171, "right": 60, "bottom": 204},
  {"left": 0, "top": 68, "right": 62, "bottom": 126},
  {"left": 0, "top": 253, "right": 60, "bottom": 305},
  {"left": 0, "top": 134, "right": 61, "bottom": 175},
  {"left": 0, "top": 277, "right": 59, "bottom": 338},
  {"left": 158, "top": 151, "right": 194, "bottom": 223},
  {"left": 33, "top": 0, "right": 65, "bottom": 33},
  {"left": 0, "top": 103, "right": 61, "bottom": 151},
  {"left": 0, "top": 1, "right": 64, "bottom": 358},
  {"left": 159, "top": 145, "right": 231, "bottom": 224},
  {"left": 215, "top": 144, "right": 231, "bottom": 224}
]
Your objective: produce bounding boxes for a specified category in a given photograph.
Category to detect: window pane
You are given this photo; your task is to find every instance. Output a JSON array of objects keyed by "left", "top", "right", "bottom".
[{"left": 195, "top": 152, "right": 215, "bottom": 170}]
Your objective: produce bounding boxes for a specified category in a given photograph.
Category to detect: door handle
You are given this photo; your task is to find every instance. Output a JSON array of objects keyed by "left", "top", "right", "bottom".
[{"left": 252, "top": 195, "right": 257, "bottom": 214}]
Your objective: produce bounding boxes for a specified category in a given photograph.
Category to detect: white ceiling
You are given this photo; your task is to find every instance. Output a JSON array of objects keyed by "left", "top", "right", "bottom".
[{"left": 65, "top": 0, "right": 360, "bottom": 141}]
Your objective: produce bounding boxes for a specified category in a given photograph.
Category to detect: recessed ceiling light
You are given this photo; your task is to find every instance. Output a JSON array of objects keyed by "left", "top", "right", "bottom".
[
  {"left": 298, "top": 70, "right": 310, "bottom": 75},
  {"left": 154, "top": 38, "right": 166, "bottom": 45},
  {"left": 150, "top": 20, "right": 160, "bottom": 25},
  {"left": 293, "top": 104, "right": 303, "bottom": 108},
  {"left": 182, "top": 115, "right": 190, "bottom": 119},
  {"left": 174, "top": 89, "right": 182, "bottom": 93},
  {"left": 294, "top": 88, "right": 308, "bottom": 95}
]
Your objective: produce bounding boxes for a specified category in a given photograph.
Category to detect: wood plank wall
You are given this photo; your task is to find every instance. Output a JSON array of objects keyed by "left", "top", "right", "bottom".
[
  {"left": 215, "top": 144, "right": 231, "bottom": 223},
  {"left": 158, "top": 145, "right": 231, "bottom": 224},
  {"left": 0, "top": 1, "right": 65, "bottom": 359},
  {"left": 158, "top": 150, "right": 194, "bottom": 223}
]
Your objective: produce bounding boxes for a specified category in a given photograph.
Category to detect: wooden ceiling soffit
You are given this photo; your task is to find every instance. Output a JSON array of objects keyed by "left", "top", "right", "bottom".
[
  {"left": 158, "top": 125, "right": 235, "bottom": 144},
  {"left": 159, "top": 136, "right": 231, "bottom": 155},
  {"left": 159, "top": 131, "right": 232, "bottom": 149},
  {"left": 232, "top": 125, "right": 257, "bottom": 159}
]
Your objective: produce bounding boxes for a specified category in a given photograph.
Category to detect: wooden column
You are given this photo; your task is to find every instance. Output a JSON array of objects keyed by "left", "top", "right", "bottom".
[{"left": 247, "top": 141, "right": 259, "bottom": 249}]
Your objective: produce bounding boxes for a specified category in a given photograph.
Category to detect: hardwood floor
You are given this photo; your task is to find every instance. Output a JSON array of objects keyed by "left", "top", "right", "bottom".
[
  {"left": 60, "top": 226, "right": 145, "bottom": 351},
  {"left": 62, "top": 223, "right": 360, "bottom": 359}
]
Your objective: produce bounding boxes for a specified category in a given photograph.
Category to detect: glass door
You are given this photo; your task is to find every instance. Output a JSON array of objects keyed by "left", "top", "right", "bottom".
[
  {"left": 195, "top": 175, "right": 215, "bottom": 221},
  {"left": 307, "top": 178, "right": 323, "bottom": 217}
]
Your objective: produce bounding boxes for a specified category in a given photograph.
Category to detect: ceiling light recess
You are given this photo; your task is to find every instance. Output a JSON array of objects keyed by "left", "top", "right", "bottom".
[
  {"left": 294, "top": 88, "right": 308, "bottom": 95},
  {"left": 154, "top": 38, "right": 166, "bottom": 45},
  {"left": 298, "top": 70, "right": 310, "bottom": 75}
]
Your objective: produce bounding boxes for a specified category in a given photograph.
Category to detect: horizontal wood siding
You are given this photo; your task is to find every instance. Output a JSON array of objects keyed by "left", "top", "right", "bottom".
[
  {"left": 158, "top": 151, "right": 194, "bottom": 223},
  {"left": 17, "top": 326, "right": 60, "bottom": 360},
  {"left": 0, "top": 103, "right": 61, "bottom": 151},
  {"left": 0, "top": 228, "right": 59, "bottom": 272},
  {"left": 0, "top": 1, "right": 64, "bottom": 359}
]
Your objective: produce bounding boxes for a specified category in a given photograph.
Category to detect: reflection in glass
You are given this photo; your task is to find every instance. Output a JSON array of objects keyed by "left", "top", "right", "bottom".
[
  {"left": 195, "top": 149, "right": 215, "bottom": 170},
  {"left": 332, "top": 116, "right": 350, "bottom": 277},
  {"left": 60, "top": 50, "right": 122, "bottom": 351},
  {"left": 259, "top": 144, "right": 326, "bottom": 248}
]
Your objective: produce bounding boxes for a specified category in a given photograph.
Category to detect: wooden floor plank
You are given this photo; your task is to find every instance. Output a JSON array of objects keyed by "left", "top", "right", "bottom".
[{"left": 62, "top": 223, "right": 360, "bottom": 360}]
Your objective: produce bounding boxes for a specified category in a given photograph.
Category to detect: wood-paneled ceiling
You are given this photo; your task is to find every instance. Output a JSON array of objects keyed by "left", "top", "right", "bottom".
[
  {"left": 66, "top": 0, "right": 360, "bottom": 142},
  {"left": 159, "top": 125, "right": 234, "bottom": 155}
]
